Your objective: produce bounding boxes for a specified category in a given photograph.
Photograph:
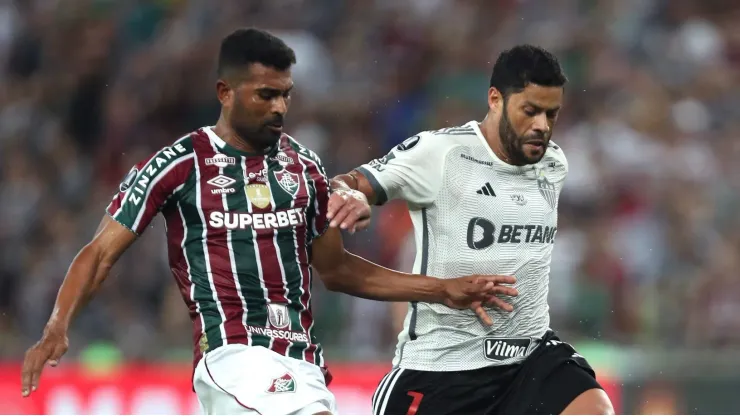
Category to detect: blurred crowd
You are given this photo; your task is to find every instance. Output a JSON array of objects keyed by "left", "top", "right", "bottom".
[{"left": 1, "top": 0, "right": 739, "bottom": 362}]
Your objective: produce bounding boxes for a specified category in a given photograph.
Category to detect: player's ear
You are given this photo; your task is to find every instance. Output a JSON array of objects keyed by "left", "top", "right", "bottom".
[
  {"left": 488, "top": 87, "right": 503, "bottom": 112},
  {"left": 216, "top": 79, "right": 233, "bottom": 106}
]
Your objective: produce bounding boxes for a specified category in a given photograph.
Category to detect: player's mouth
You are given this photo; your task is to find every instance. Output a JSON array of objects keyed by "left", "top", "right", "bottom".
[
  {"left": 266, "top": 123, "right": 283, "bottom": 133},
  {"left": 524, "top": 140, "right": 545, "bottom": 152}
]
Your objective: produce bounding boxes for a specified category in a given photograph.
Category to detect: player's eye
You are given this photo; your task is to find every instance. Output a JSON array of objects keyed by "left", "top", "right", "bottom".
[
  {"left": 524, "top": 108, "right": 537, "bottom": 117},
  {"left": 546, "top": 110, "right": 558, "bottom": 119}
]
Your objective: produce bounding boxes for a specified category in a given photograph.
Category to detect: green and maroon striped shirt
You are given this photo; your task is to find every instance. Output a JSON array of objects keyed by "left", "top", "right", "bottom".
[{"left": 106, "top": 127, "right": 330, "bottom": 370}]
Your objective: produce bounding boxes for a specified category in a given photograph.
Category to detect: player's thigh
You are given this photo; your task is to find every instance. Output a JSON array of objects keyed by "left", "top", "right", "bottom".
[
  {"left": 193, "top": 344, "right": 336, "bottom": 415},
  {"left": 372, "top": 368, "right": 489, "bottom": 415},
  {"left": 561, "top": 388, "right": 613, "bottom": 415},
  {"left": 529, "top": 361, "right": 606, "bottom": 415},
  {"left": 193, "top": 375, "right": 261, "bottom": 415},
  {"left": 372, "top": 368, "right": 427, "bottom": 415}
]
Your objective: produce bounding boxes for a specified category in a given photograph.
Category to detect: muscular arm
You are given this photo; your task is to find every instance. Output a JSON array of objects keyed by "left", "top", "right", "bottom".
[
  {"left": 312, "top": 226, "right": 446, "bottom": 302},
  {"left": 22, "top": 216, "right": 136, "bottom": 396},
  {"left": 312, "top": 227, "right": 516, "bottom": 307},
  {"left": 48, "top": 216, "right": 137, "bottom": 331}
]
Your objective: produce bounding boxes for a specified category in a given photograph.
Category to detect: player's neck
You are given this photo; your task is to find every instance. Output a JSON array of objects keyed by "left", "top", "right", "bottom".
[
  {"left": 479, "top": 116, "right": 513, "bottom": 165},
  {"left": 212, "top": 117, "right": 262, "bottom": 154}
]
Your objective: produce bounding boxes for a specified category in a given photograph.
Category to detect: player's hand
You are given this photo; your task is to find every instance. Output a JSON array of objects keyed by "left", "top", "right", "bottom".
[
  {"left": 442, "top": 275, "right": 518, "bottom": 325},
  {"left": 326, "top": 188, "right": 371, "bottom": 233},
  {"left": 21, "top": 327, "right": 68, "bottom": 397}
]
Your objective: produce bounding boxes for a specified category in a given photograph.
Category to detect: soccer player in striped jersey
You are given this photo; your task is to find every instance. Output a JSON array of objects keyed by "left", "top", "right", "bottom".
[
  {"left": 329, "top": 46, "right": 614, "bottom": 414},
  {"left": 20, "top": 29, "right": 518, "bottom": 415}
]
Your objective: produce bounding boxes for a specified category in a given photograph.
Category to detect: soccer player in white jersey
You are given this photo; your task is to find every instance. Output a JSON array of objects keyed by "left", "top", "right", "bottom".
[{"left": 328, "top": 45, "right": 614, "bottom": 415}]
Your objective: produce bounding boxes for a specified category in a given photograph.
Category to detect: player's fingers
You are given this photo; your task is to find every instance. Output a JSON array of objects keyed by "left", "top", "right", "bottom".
[
  {"left": 339, "top": 206, "right": 362, "bottom": 230},
  {"left": 21, "top": 350, "right": 45, "bottom": 396},
  {"left": 30, "top": 360, "right": 43, "bottom": 393},
  {"left": 490, "top": 275, "right": 517, "bottom": 285},
  {"left": 475, "top": 275, "right": 516, "bottom": 285},
  {"left": 326, "top": 193, "right": 347, "bottom": 220},
  {"left": 488, "top": 286, "right": 519, "bottom": 297},
  {"left": 20, "top": 357, "right": 34, "bottom": 396},
  {"left": 486, "top": 296, "right": 514, "bottom": 312},
  {"left": 48, "top": 344, "right": 67, "bottom": 367},
  {"left": 473, "top": 304, "right": 493, "bottom": 326},
  {"left": 329, "top": 204, "right": 352, "bottom": 228}
]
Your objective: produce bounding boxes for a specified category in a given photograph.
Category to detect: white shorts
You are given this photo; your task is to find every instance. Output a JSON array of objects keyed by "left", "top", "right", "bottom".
[{"left": 193, "top": 344, "right": 338, "bottom": 415}]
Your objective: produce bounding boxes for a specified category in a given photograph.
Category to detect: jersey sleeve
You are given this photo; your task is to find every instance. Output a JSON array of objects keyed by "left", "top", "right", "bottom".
[
  {"left": 298, "top": 146, "right": 331, "bottom": 240},
  {"left": 356, "top": 133, "right": 444, "bottom": 206},
  {"left": 106, "top": 142, "right": 195, "bottom": 235},
  {"left": 546, "top": 141, "right": 569, "bottom": 185}
]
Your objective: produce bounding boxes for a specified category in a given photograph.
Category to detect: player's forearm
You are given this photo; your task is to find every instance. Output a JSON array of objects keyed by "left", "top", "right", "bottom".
[
  {"left": 46, "top": 244, "right": 112, "bottom": 332},
  {"left": 332, "top": 172, "right": 378, "bottom": 205},
  {"left": 319, "top": 250, "right": 446, "bottom": 302}
]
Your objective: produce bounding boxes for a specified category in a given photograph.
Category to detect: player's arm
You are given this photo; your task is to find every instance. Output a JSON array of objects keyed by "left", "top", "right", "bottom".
[
  {"left": 47, "top": 217, "right": 135, "bottom": 331},
  {"left": 312, "top": 227, "right": 518, "bottom": 308},
  {"left": 20, "top": 217, "right": 136, "bottom": 392},
  {"left": 305, "top": 143, "right": 516, "bottom": 308},
  {"left": 327, "top": 133, "right": 442, "bottom": 230},
  {"left": 20, "top": 219, "right": 135, "bottom": 397},
  {"left": 21, "top": 142, "right": 194, "bottom": 397}
]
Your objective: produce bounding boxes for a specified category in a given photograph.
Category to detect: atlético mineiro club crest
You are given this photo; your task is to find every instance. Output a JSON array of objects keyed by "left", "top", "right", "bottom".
[
  {"left": 266, "top": 373, "right": 296, "bottom": 394},
  {"left": 535, "top": 166, "right": 557, "bottom": 210},
  {"left": 273, "top": 169, "right": 300, "bottom": 196}
]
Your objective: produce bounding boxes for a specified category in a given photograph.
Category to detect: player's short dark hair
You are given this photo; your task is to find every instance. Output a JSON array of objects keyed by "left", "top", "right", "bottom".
[
  {"left": 489, "top": 45, "right": 567, "bottom": 97},
  {"left": 217, "top": 28, "right": 296, "bottom": 79}
]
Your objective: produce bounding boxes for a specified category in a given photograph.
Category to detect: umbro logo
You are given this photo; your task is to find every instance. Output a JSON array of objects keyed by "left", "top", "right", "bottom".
[
  {"left": 207, "top": 175, "right": 237, "bottom": 195},
  {"left": 207, "top": 175, "right": 236, "bottom": 188},
  {"left": 476, "top": 182, "right": 496, "bottom": 197}
]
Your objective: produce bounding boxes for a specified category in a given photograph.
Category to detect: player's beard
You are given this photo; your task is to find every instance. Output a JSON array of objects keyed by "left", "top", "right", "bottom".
[
  {"left": 230, "top": 103, "right": 283, "bottom": 152},
  {"left": 499, "top": 105, "right": 548, "bottom": 166}
]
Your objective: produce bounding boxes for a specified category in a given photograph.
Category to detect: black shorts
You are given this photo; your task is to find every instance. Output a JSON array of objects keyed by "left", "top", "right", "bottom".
[{"left": 371, "top": 331, "right": 602, "bottom": 415}]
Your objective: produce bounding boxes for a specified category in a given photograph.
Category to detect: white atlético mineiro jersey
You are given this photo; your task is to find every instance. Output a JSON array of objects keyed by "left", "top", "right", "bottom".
[{"left": 356, "top": 121, "right": 568, "bottom": 372}]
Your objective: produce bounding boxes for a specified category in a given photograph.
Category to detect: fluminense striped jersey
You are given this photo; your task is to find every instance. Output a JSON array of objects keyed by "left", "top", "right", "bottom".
[
  {"left": 357, "top": 121, "right": 568, "bottom": 372},
  {"left": 106, "top": 127, "right": 330, "bottom": 370}
]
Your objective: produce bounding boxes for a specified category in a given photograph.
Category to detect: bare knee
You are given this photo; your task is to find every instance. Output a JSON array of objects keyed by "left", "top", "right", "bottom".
[{"left": 561, "top": 388, "right": 614, "bottom": 415}]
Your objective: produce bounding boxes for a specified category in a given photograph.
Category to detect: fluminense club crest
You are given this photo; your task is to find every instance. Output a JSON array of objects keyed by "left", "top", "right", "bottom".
[
  {"left": 266, "top": 373, "right": 296, "bottom": 394},
  {"left": 273, "top": 169, "right": 300, "bottom": 196}
]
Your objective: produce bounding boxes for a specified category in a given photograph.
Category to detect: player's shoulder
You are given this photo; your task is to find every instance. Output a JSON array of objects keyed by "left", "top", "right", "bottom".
[
  {"left": 422, "top": 122, "right": 478, "bottom": 145},
  {"left": 282, "top": 133, "right": 328, "bottom": 178},
  {"left": 282, "top": 133, "right": 323, "bottom": 165},
  {"left": 403, "top": 122, "right": 476, "bottom": 154},
  {"left": 169, "top": 131, "right": 197, "bottom": 153},
  {"left": 135, "top": 132, "right": 197, "bottom": 173},
  {"left": 116, "top": 132, "right": 197, "bottom": 204},
  {"left": 543, "top": 140, "right": 568, "bottom": 172}
]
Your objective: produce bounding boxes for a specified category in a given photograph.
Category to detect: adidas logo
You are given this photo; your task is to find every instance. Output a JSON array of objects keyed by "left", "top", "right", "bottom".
[{"left": 476, "top": 182, "right": 496, "bottom": 197}]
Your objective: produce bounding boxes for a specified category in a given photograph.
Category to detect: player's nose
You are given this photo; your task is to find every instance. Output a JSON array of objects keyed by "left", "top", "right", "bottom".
[
  {"left": 272, "top": 96, "right": 289, "bottom": 115},
  {"left": 531, "top": 113, "right": 549, "bottom": 134}
]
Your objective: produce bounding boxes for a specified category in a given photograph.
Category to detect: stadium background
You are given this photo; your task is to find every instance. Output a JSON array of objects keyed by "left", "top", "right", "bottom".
[{"left": 0, "top": 0, "right": 739, "bottom": 413}]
